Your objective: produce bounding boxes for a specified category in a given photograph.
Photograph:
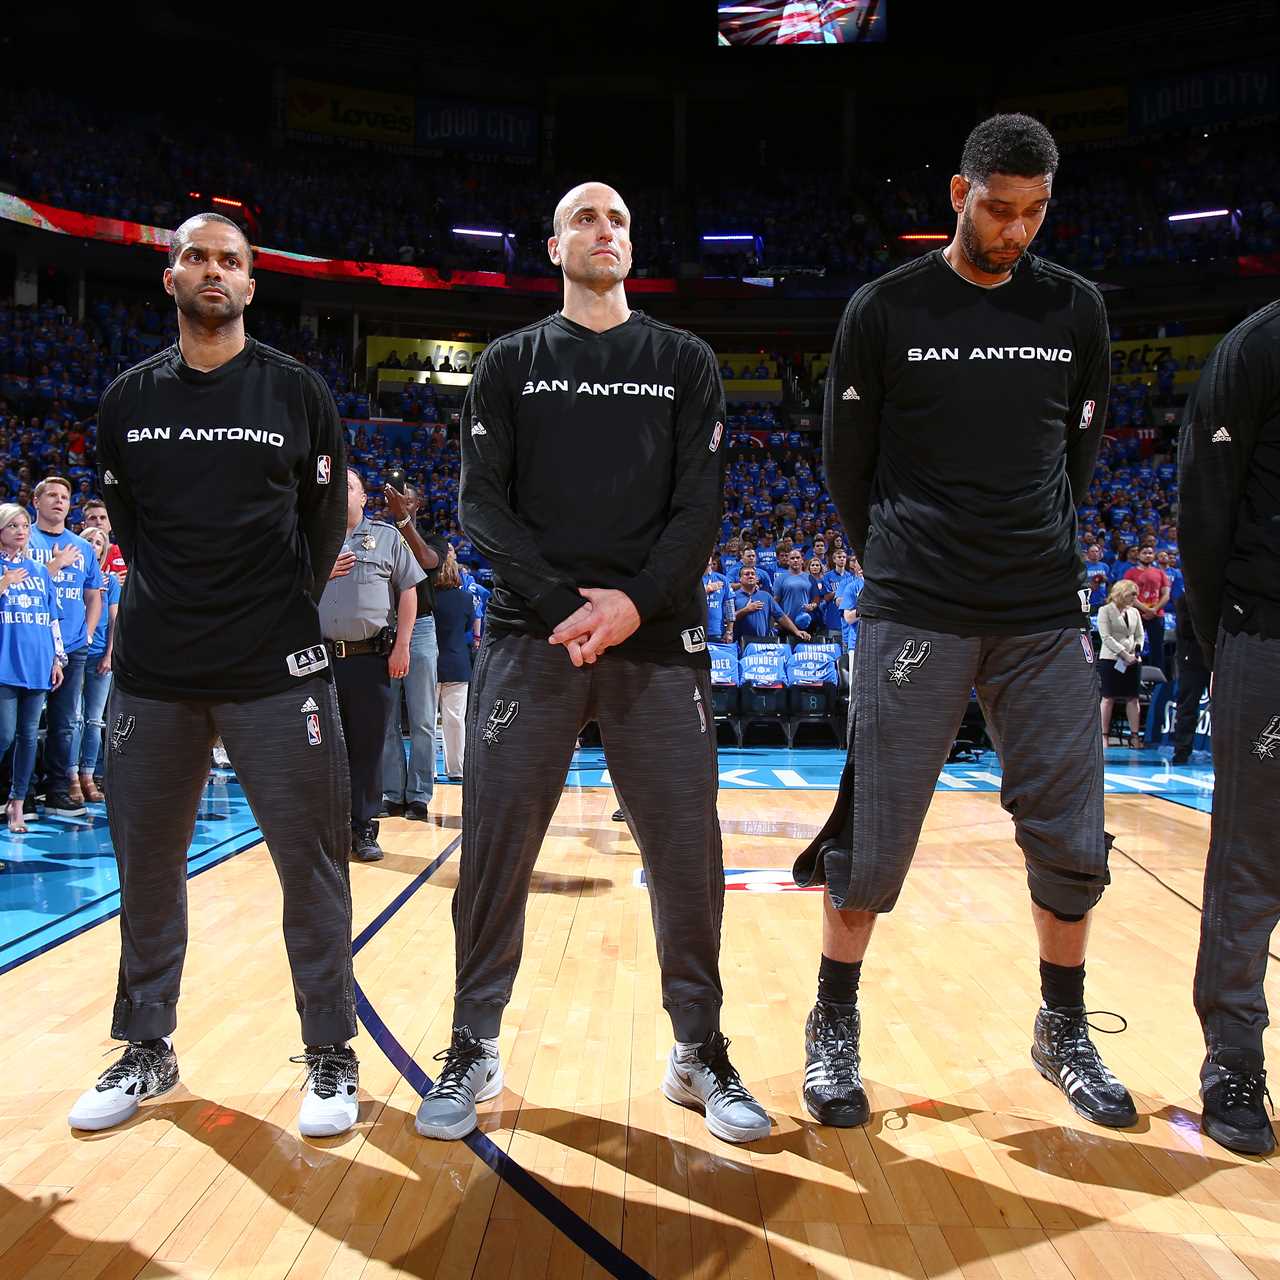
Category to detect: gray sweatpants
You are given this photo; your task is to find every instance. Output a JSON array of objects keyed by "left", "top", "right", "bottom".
[
  {"left": 104, "top": 678, "right": 356, "bottom": 1046},
  {"left": 1194, "top": 628, "right": 1280, "bottom": 1062},
  {"left": 794, "top": 617, "right": 1109, "bottom": 920},
  {"left": 453, "top": 631, "right": 724, "bottom": 1041}
]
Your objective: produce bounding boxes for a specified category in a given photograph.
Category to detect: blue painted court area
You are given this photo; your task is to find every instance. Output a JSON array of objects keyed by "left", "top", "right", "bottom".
[
  {"left": 567, "top": 744, "right": 1217, "bottom": 812},
  {"left": 0, "top": 769, "right": 262, "bottom": 975},
  {"left": 0, "top": 744, "right": 1215, "bottom": 978}
]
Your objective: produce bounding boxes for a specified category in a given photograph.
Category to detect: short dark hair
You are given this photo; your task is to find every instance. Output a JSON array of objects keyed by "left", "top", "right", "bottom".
[
  {"left": 167, "top": 212, "right": 255, "bottom": 272},
  {"left": 83, "top": 497, "right": 107, "bottom": 512},
  {"left": 347, "top": 466, "right": 365, "bottom": 493},
  {"left": 960, "top": 113, "right": 1059, "bottom": 185}
]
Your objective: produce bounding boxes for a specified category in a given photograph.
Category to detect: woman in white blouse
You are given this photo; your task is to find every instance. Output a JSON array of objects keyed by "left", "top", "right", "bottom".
[{"left": 1097, "top": 578, "right": 1146, "bottom": 748}]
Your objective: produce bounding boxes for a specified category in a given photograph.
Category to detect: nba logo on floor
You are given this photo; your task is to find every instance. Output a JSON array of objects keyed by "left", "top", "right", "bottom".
[{"left": 306, "top": 713, "right": 322, "bottom": 746}]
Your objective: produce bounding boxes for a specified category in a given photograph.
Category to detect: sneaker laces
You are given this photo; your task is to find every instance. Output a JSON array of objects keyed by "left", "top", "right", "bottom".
[
  {"left": 97, "top": 1041, "right": 166, "bottom": 1092},
  {"left": 1220, "top": 1067, "right": 1274, "bottom": 1117},
  {"left": 429, "top": 1030, "right": 489, "bottom": 1101},
  {"left": 813, "top": 1006, "right": 862, "bottom": 1087},
  {"left": 290, "top": 1046, "right": 357, "bottom": 1100},
  {"left": 1047, "top": 1009, "right": 1126, "bottom": 1086},
  {"left": 695, "top": 1032, "right": 758, "bottom": 1108}
]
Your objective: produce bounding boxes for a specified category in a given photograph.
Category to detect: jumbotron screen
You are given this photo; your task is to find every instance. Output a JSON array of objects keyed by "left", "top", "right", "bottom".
[{"left": 717, "top": 0, "right": 886, "bottom": 45}]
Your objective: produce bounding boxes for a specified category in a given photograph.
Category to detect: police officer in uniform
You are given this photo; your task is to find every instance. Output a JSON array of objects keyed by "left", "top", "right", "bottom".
[{"left": 321, "top": 468, "right": 424, "bottom": 862}]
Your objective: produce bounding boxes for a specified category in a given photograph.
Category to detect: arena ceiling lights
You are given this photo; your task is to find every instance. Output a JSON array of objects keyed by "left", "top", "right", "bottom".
[{"left": 1167, "top": 209, "right": 1232, "bottom": 222}]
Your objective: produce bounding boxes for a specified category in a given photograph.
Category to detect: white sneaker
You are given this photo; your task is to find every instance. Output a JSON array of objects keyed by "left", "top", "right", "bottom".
[
  {"left": 68, "top": 1038, "right": 179, "bottom": 1131},
  {"left": 294, "top": 1044, "right": 359, "bottom": 1137},
  {"left": 662, "top": 1032, "right": 771, "bottom": 1143},
  {"left": 211, "top": 743, "right": 231, "bottom": 768}
]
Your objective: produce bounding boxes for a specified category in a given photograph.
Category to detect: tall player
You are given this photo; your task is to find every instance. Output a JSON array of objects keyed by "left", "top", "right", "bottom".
[
  {"left": 794, "top": 115, "right": 1137, "bottom": 1130},
  {"left": 414, "top": 182, "right": 770, "bottom": 1145},
  {"left": 1179, "top": 304, "right": 1280, "bottom": 1155},
  {"left": 69, "top": 213, "right": 359, "bottom": 1138}
]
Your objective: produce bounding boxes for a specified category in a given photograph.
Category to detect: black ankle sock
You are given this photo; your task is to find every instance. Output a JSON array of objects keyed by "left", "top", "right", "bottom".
[
  {"left": 817, "top": 956, "right": 861, "bottom": 1013},
  {"left": 1039, "top": 959, "right": 1085, "bottom": 1011}
]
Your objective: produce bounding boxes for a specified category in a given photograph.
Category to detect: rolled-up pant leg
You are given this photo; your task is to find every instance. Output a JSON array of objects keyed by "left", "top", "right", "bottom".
[
  {"left": 214, "top": 678, "right": 356, "bottom": 1046},
  {"left": 1195, "top": 629, "right": 1280, "bottom": 1061},
  {"left": 595, "top": 659, "right": 724, "bottom": 1041},
  {"left": 794, "top": 618, "right": 977, "bottom": 911},
  {"left": 105, "top": 688, "right": 214, "bottom": 1040},
  {"left": 452, "top": 633, "right": 589, "bottom": 1037},
  {"left": 976, "top": 628, "right": 1109, "bottom": 921}
]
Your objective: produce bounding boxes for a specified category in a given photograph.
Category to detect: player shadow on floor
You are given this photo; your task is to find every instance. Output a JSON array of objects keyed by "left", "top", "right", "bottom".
[
  {"left": 377, "top": 857, "right": 614, "bottom": 898},
  {"left": 60, "top": 1076, "right": 1274, "bottom": 1280},
  {"left": 0, "top": 1183, "right": 177, "bottom": 1276}
]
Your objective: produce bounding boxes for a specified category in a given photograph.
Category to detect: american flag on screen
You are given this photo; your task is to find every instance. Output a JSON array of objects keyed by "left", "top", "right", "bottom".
[{"left": 718, "top": 1, "right": 862, "bottom": 45}]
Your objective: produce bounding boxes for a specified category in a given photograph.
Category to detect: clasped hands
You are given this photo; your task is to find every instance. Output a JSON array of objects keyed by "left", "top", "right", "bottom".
[{"left": 548, "top": 588, "right": 641, "bottom": 667}]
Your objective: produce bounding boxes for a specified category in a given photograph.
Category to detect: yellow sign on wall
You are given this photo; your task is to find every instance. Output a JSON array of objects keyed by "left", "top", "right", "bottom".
[
  {"left": 367, "top": 336, "right": 487, "bottom": 373},
  {"left": 1110, "top": 333, "right": 1221, "bottom": 373},
  {"left": 285, "top": 79, "right": 415, "bottom": 146},
  {"left": 996, "top": 85, "right": 1130, "bottom": 144}
]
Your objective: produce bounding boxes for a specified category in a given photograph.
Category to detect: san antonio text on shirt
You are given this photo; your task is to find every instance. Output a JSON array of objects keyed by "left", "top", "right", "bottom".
[
  {"left": 907, "top": 346, "right": 1074, "bottom": 362},
  {"left": 521, "top": 380, "right": 676, "bottom": 399},
  {"left": 125, "top": 426, "right": 287, "bottom": 446}
]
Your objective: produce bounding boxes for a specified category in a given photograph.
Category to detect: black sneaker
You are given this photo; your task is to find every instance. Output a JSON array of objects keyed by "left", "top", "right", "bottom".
[
  {"left": 1171, "top": 750, "right": 1191, "bottom": 765},
  {"left": 611, "top": 808, "right": 626, "bottom": 822},
  {"left": 46, "top": 791, "right": 87, "bottom": 817},
  {"left": 803, "top": 1003, "right": 869, "bottom": 1127},
  {"left": 405, "top": 801, "right": 429, "bottom": 821},
  {"left": 352, "top": 822, "right": 384, "bottom": 862},
  {"left": 1201, "top": 1049, "right": 1276, "bottom": 1155},
  {"left": 1031, "top": 1007, "right": 1137, "bottom": 1128},
  {"left": 377, "top": 801, "right": 405, "bottom": 819}
]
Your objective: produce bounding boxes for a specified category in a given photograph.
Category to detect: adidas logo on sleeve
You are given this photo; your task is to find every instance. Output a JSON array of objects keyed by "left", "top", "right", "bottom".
[
  {"left": 1212, "top": 427, "right": 1232, "bottom": 443},
  {"left": 842, "top": 386, "right": 860, "bottom": 401}
]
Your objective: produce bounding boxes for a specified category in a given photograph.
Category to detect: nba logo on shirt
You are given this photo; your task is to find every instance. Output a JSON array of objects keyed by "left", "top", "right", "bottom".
[
  {"left": 316, "top": 455, "right": 331, "bottom": 484},
  {"left": 709, "top": 421, "right": 723, "bottom": 452},
  {"left": 306, "top": 712, "right": 322, "bottom": 747},
  {"left": 1078, "top": 400, "right": 1096, "bottom": 430}
]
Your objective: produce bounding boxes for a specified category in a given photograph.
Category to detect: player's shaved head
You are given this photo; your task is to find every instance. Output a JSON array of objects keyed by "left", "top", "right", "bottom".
[{"left": 552, "top": 182, "right": 630, "bottom": 238}]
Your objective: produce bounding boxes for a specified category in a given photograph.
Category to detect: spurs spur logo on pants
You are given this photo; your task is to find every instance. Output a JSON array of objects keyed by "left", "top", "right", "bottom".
[
  {"left": 887, "top": 640, "right": 932, "bottom": 687},
  {"left": 1252, "top": 715, "right": 1280, "bottom": 761},
  {"left": 482, "top": 698, "right": 520, "bottom": 747},
  {"left": 110, "top": 714, "right": 136, "bottom": 754}
]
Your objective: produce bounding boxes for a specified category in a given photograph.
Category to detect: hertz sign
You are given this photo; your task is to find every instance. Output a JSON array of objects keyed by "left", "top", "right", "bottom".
[{"left": 284, "top": 78, "right": 537, "bottom": 159}]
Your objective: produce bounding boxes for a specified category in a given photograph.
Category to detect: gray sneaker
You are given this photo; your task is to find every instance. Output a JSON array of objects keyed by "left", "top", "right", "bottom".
[
  {"left": 414, "top": 1027, "right": 503, "bottom": 1140},
  {"left": 662, "top": 1031, "right": 771, "bottom": 1143}
]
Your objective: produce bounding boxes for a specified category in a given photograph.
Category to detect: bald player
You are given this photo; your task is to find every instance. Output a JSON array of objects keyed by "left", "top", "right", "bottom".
[{"left": 414, "top": 182, "right": 771, "bottom": 1146}]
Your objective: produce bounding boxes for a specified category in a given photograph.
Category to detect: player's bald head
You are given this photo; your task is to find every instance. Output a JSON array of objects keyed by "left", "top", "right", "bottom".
[{"left": 552, "top": 182, "right": 630, "bottom": 238}]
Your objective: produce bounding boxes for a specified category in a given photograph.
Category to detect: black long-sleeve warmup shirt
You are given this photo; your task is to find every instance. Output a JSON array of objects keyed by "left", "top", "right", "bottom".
[
  {"left": 459, "top": 310, "right": 726, "bottom": 666},
  {"left": 824, "top": 249, "right": 1109, "bottom": 635},
  {"left": 96, "top": 337, "right": 348, "bottom": 700},
  {"left": 1178, "top": 301, "right": 1280, "bottom": 666}
]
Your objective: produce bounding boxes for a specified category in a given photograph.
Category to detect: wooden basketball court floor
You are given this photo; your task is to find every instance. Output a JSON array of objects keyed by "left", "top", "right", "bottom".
[{"left": 3, "top": 780, "right": 1279, "bottom": 1280}]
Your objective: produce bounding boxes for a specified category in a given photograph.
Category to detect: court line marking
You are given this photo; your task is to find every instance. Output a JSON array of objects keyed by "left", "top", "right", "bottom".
[
  {"left": 0, "top": 823, "right": 264, "bottom": 978},
  {"left": 352, "top": 833, "right": 656, "bottom": 1280}
]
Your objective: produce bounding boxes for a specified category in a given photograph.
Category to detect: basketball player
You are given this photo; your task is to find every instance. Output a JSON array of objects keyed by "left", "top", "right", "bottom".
[
  {"left": 69, "top": 212, "right": 359, "bottom": 1138},
  {"left": 414, "top": 182, "right": 770, "bottom": 1145},
  {"left": 1179, "top": 303, "right": 1280, "bottom": 1155},
  {"left": 794, "top": 115, "right": 1137, "bottom": 1130}
]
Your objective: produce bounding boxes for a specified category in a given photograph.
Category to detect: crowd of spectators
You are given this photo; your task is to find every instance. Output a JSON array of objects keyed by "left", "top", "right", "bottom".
[
  {"left": 0, "top": 287, "right": 1193, "bottom": 687},
  {"left": 9, "top": 89, "right": 1280, "bottom": 287}
]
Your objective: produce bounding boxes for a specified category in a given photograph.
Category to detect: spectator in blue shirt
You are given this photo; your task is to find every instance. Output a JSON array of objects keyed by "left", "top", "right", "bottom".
[
  {"left": 734, "top": 545, "right": 772, "bottom": 593},
  {"left": 702, "top": 555, "right": 732, "bottom": 641},
  {"left": 836, "top": 555, "right": 865, "bottom": 651},
  {"left": 27, "top": 476, "right": 103, "bottom": 815},
  {"left": 822, "top": 548, "right": 855, "bottom": 634},
  {"left": 774, "top": 548, "right": 820, "bottom": 633},
  {"left": 733, "top": 566, "right": 809, "bottom": 644},
  {"left": 77, "top": 524, "right": 118, "bottom": 801},
  {"left": 0, "top": 502, "right": 64, "bottom": 832}
]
